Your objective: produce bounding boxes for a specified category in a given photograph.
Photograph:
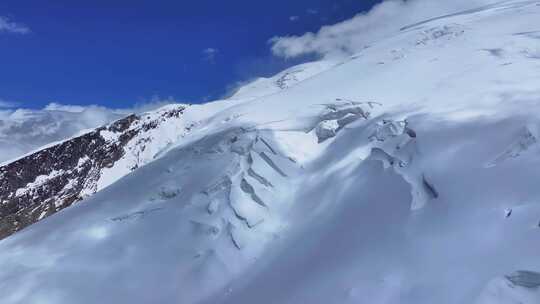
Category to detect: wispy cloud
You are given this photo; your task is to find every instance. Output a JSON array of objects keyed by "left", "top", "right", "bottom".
[
  {"left": 0, "top": 16, "right": 30, "bottom": 34},
  {"left": 44, "top": 95, "right": 182, "bottom": 114},
  {"left": 202, "top": 47, "right": 219, "bottom": 63},
  {"left": 0, "top": 98, "right": 19, "bottom": 108},
  {"left": 289, "top": 16, "right": 300, "bottom": 22},
  {"left": 270, "top": 0, "right": 497, "bottom": 59}
]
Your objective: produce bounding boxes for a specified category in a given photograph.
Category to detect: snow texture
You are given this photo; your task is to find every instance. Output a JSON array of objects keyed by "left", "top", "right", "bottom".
[{"left": 2, "top": 1, "right": 540, "bottom": 303}]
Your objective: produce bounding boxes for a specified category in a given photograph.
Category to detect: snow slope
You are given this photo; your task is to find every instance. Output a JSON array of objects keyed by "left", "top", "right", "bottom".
[
  {"left": 2, "top": 1, "right": 540, "bottom": 303},
  {"left": 228, "top": 60, "right": 337, "bottom": 100}
]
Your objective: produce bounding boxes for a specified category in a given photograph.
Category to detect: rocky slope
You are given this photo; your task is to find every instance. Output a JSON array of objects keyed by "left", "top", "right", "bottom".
[
  {"left": 0, "top": 105, "right": 187, "bottom": 239},
  {"left": 0, "top": 106, "right": 125, "bottom": 163}
]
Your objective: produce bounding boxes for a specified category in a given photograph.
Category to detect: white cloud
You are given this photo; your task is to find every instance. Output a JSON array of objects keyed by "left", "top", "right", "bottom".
[
  {"left": 0, "top": 99, "right": 18, "bottom": 108},
  {"left": 44, "top": 95, "right": 180, "bottom": 114},
  {"left": 202, "top": 47, "right": 219, "bottom": 63},
  {"left": 289, "top": 16, "right": 300, "bottom": 22},
  {"left": 44, "top": 102, "right": 89, "bottom": 113},
  {"left": 0, "top": 16, "right": 30, "bottom": 34},
  {"left": 270, "top": 0, "right": 497, "bottom": 59},
  {"left": 306, "top": 8, "right": 318, "bottom": 15}
]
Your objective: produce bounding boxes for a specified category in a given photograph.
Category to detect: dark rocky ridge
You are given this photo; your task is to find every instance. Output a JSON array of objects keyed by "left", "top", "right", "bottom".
[{"left": 0, "top": 106, "right": 186, "bottom": 240}]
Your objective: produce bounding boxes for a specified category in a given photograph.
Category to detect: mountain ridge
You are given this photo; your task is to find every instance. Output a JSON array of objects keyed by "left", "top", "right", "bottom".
[
  {"left": 0, "top": 105, "right": 188, "bottom": 239},
  {"left": 1, "top": 1, "right": 540, "bottom": 303}
]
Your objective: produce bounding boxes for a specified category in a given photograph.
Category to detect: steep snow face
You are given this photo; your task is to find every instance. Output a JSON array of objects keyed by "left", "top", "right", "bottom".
[
  {"left": 229, "top": 60, "right": 337, "bottom": 100},
  {"left": 2, "top": 1, "right": 540, "bottom": 303},
  {"left": 476, "top": 271, "right": 540, "bottom": 304},
  {"left": 0, "top": 127, "right": 308, "bottom": 304},
  {"left": 93, "top": 104, "right": 194, "bottom": 192}
]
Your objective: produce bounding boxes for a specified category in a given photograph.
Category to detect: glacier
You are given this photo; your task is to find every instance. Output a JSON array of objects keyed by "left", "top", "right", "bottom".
[{"left": 1, "top": 1, "right": 540, "bottom": 303}]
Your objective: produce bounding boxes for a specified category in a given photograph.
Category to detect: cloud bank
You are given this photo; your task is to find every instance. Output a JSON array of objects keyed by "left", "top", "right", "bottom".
[
  {"left": 0, "top": 16, "right": 30, "bottom": 34},
  {"left": 270, "top": 0, "right": 498, "bottom": 59},
  {"left": 0, "top": 99, "right": 18, "bottom": 108}
]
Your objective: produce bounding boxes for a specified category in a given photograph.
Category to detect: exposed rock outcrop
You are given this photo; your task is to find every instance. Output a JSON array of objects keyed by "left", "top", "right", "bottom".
[{"left": 0, "top": 105, "right": 187, "bottom": 240}]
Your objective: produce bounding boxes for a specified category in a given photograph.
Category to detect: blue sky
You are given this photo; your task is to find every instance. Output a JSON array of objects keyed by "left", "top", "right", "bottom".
[{"left": 0, "top": 0, "right": 380, "bottom": 108}]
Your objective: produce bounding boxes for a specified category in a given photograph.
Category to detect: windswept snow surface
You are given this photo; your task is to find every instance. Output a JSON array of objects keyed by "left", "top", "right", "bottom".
[
  {"left": 228, "top": 60, "right": 337, "bottom": 100},
  {"left": 2, "top": 1, "right": 540, "bottom": 303}
]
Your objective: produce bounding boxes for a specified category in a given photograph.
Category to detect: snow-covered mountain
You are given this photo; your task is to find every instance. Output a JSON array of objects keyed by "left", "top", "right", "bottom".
[
  {"left": 0, "top": 105, "right": 190, "bottom": 239},
  {"left": 228, "top": 60, "right": 337, "bottom": 100},
  {"left": 0, "top": 106, "right": 125, "bottom": 163},
  {"left": 2, "top": 1, "right": 540, "bottom": 303},
  {"left": 0, "top": 59, "right": 335, "bottom": 240}
]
